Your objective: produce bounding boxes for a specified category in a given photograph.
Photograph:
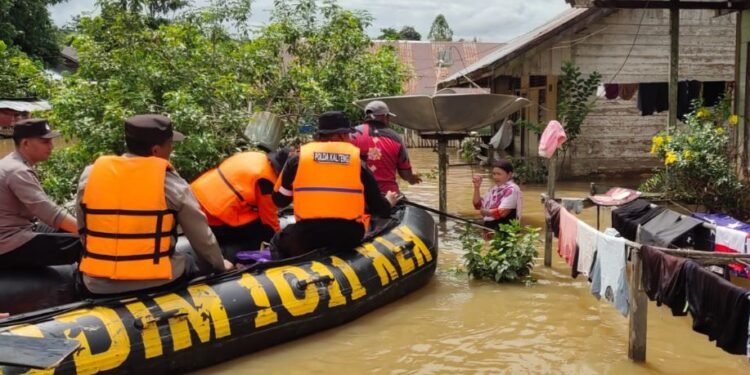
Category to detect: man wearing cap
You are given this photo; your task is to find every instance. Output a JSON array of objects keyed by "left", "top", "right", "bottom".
[
  {"left": 75, "top": 114, "right": 232, "bottom": 295},
  {"left": 190, "top": 148, "right": 290, "bottom": 261},
  {"left": 271, "top": 111, "right": 399, "bottom": 258},
  {"left": 351, "top": 100, "right": 421, "bottom": 195},
  {"left": 0, "top": 118, "right": 82, "bottom": 267}
]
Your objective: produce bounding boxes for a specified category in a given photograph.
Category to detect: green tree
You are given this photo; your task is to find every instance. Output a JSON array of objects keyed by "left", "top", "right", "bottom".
[
  {"left": 398, "top": 26, "right": 420, "bottom": 41},
  {"left": 0, "top": 0, "right": 65, "bottom": 65},
  {"left": 39, "top": 0, "right": 406, "bottom": 203},
  {"left": 256, "top": 0, "right": 407, "bottom": 128},
  {"left": 557, "top": 61, "right": 601, "bottom": 146},
  {"left": 378, "top": 27, "right": 399, "bottom": 40},
  {"left": 427, "top": 14, "right": 453, "bottom": 41},
  {"left": 0, "top": 41, "right": 55, "bottom": 98}
]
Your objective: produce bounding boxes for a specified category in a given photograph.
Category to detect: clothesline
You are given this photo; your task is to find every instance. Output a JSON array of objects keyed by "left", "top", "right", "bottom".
[
  {"left": 541, "top": 193, "right": 750, "bottom": 361},
  {"left": 542, "top": 193, "right": 747, "bottom": 261}
]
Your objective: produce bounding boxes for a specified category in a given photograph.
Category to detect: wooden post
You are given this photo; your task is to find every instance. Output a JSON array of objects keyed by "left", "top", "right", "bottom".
[
  {"left": 437, "top": 137, "right": 448, "bottom": 222},
  {"left": 668, "top": 1, "right": 679, "bottom": 135},
  {"left": 628, "top": 247, "right": 648, "bottom": 362},
  {"left": 543, "top": 152, "right": 557, "bottom": 267}
]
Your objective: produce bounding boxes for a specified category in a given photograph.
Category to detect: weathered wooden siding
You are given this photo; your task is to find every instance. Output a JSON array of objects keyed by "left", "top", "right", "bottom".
[
  {"left": 568, "top": 9, "right": 736, "bottom": 176},
  {"left": 490, "top": 9, "right": 736, "bottom": 81},
  {"left": 574, "top": 9, "right": 736, "bottom": 83},
  {"left": 568, "top": 97, "right": 664, "bottom": 176}
]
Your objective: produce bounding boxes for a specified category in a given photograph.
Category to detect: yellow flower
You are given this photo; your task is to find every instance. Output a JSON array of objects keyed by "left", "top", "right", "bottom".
[
  {"left": 729, "top": 114, "right": 739, "bottom": 126},
  {"left": 650, "top": 135, "right": 664, "bottom": 154},
  {"left": 696, "top": 107, "right": 711, "bottom": 119},
  {"left": 665, "top": 151, "right": 678, "bottom": 166},
  {"left": 716, "top": 127, "right": 725, "bottom": 135},
  {"left": 683, "top": 150, "right": 692, "bottom": 160}
]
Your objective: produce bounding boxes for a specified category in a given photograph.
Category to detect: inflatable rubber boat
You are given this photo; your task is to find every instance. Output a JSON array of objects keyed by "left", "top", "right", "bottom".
[{"left": 0, "top": 205, "right": 437, "bottom": 374}]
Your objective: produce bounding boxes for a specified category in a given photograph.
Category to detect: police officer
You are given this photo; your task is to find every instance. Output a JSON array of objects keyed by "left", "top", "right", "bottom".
[
  {"left": 271, "top": 111, "right": 398, "bottom": 258},
  {"left": 0, "top": 118, "right": 81, "bottom": 268},
  {"left": 76, "top": 114, "right": 232, "bottom": 295}
]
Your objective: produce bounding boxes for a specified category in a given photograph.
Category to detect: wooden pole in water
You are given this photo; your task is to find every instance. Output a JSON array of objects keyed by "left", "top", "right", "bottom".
[
  {"left": 628, "top": 247, "right": 648, "bottom": 362},
  {"left": 543, "top": 152, "right": 557, "bottom": 267},
  {"left": 437, "top": 137, "right": 448, "bottom": 222}
]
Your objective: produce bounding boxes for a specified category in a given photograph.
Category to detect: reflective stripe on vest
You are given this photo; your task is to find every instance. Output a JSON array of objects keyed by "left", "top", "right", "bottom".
[
  {"left": 191, "top": 152, "right": 278, "bottom": 227},
  {"left": 80, "top": 156, "right": 176, "bottom": 281},
  {"left": 293, "top": 142, "right": 364, "bottom": 221}
]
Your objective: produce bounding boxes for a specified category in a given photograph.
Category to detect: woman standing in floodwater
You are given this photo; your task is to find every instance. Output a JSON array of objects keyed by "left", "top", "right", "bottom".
[{"left": 472, "top": 159, "right": 523, "bottom": 232}]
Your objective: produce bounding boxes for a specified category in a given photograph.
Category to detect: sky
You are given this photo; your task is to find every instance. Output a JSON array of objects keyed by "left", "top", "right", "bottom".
[{"left": 49, "top": 0, "right": 571, "bottom": 43}]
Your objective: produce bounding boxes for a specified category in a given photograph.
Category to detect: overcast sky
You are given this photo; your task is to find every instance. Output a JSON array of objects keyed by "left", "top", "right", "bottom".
[{"left": 49, "top": 0, "right": 571, "bottom": 42}]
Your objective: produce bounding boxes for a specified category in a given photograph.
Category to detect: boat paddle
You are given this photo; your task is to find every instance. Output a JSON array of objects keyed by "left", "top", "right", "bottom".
[
  {"left": 401, "top": 200, "right": 495, "bottom": 231},
  {"left": 0, "top": 334, "right": 80, "bottom": 369}
]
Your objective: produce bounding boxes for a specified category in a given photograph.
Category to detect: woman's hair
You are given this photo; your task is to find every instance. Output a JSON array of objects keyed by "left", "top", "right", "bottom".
[{"left": 492, "top": 159, "right": 513, "bottom": 174}]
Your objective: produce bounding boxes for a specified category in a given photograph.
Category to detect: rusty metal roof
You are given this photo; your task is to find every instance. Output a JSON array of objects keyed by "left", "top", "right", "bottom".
[
  {"left": 372, "top": 41, "right": 504, "bottom": 95},
  {"left": 439, "top": 7, "right": 606, "bottom": 87}
]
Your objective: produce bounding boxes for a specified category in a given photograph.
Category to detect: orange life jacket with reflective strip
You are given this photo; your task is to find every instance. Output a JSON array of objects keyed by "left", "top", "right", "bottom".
[
  {"left": 191, "top": 152, "right": 277, "bottom": 227},
  {"left": 293, "top": 142, "right": 365, "bottom": 224},
  {"left": 79, "top": 156, "right": 176, "bottom": 281}
]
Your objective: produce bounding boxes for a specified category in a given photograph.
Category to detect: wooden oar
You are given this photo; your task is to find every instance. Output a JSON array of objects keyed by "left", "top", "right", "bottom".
[
  {"left": 0, "top": 335, "right": 80, "bottom": 369},
  {"left": 402, "top": 200, "right": 494, "bottom": 231}
]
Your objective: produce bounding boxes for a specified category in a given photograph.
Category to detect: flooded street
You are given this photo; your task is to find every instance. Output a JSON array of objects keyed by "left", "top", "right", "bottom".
[
  {"left": 202, "top": 148, "right": 749, "bottom": 374},
  {"left": 2, "top": 138, "right": 746, "bottom": 374}
]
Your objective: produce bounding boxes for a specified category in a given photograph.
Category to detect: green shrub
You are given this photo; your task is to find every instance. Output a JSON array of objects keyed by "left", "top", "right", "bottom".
[
  {"left": 461, "top": 220, "right": 539, "bottom": 284},
  {"left": 640, "top": 96, "right": 750, "bottom": 219},
  {"left": 509, "top": 157, "right": 547, "bottom": 184}
]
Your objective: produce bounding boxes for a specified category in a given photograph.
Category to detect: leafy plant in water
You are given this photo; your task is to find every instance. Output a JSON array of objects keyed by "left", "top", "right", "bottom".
[{"left": 461, "top": 220, "right": 540, "bottom": 284}]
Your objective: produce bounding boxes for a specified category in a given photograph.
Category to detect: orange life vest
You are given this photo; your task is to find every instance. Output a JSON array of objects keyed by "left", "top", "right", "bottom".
[
  {"left": 191, "top": 152, "right": 277, "bottom": 227},
  {"left": 79, "top": 156, "right": 176, "bottom": 281},
  {"left": 293, "top": 142, "right": 365, "bottom": 223}
]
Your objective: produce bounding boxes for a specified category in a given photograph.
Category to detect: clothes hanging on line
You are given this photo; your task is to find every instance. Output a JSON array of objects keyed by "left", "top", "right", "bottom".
[
  {"left": 611, "top": 199, "right": 665, "bottom": 242},
  {"left": 693, "top": 212, "right": 750, "bottom": 233},
  {"left": 619, "top": 83, "right": 638, "bottom": 100},
  {"left": 558, "top": 207, "right": 578, "bottom": 267},
  {"left": 676, "top": 81, "right": 692, "bottom": 121},
  {"left": 640, "top": 245, "right": 688, "bottom": 316},
  {"left": 702, "top": 81, "right": 726, "bottom": 107},
  {"left": 590, "top": 228, "right": 629, "bottom": 316},
  {"left": 638, "top": 82, "right": 659, "bottom": 116},
  {"left": 714, "top": 226, "right": 750, "bottom": 278},
  {"left": 545, "top": 198, "right": 562, "bottom": 237},
  {"left": 637, "top": 209, "right": 704, "bottom": 248},
  {"left": 538, "top": 120, "right": 567, "bottom": 159},
  {"left": 604, "top": 84, "right": 620, "bottom": 100},
  {"left": 684, "top": 261, "right": 750, "bottom": 355},
  {"left": 576, "top": 220, "right": 599, "bottom": 277}
]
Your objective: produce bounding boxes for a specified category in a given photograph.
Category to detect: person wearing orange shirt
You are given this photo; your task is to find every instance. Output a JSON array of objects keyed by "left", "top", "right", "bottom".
[{"left": 191, "top": 149, "right": 289, "bottom": 261}]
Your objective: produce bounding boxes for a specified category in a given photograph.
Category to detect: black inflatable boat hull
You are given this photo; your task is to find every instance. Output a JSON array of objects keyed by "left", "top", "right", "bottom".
[{"left": 0, "top": 206, "right": 437, "bottom": 374}]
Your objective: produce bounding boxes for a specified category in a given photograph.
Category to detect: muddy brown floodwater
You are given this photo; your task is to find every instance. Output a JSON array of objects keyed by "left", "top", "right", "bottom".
[
  {"left": 202, "top": 148, "right": 748, "bottom": 374},
  {"left": 1, "top": 138, "right": 745, "bottom": 374}
]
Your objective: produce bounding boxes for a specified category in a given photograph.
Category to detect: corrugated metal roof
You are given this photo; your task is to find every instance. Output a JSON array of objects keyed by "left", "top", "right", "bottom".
[
  {"left": 440, "top": 8, "right": 600, "bottom": 86},
  {"left": 0, "top": 100, "right": 52, "bottom": 112},
  {"left": 373, "top": 41, "right": 504, "bottom": 95}
]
